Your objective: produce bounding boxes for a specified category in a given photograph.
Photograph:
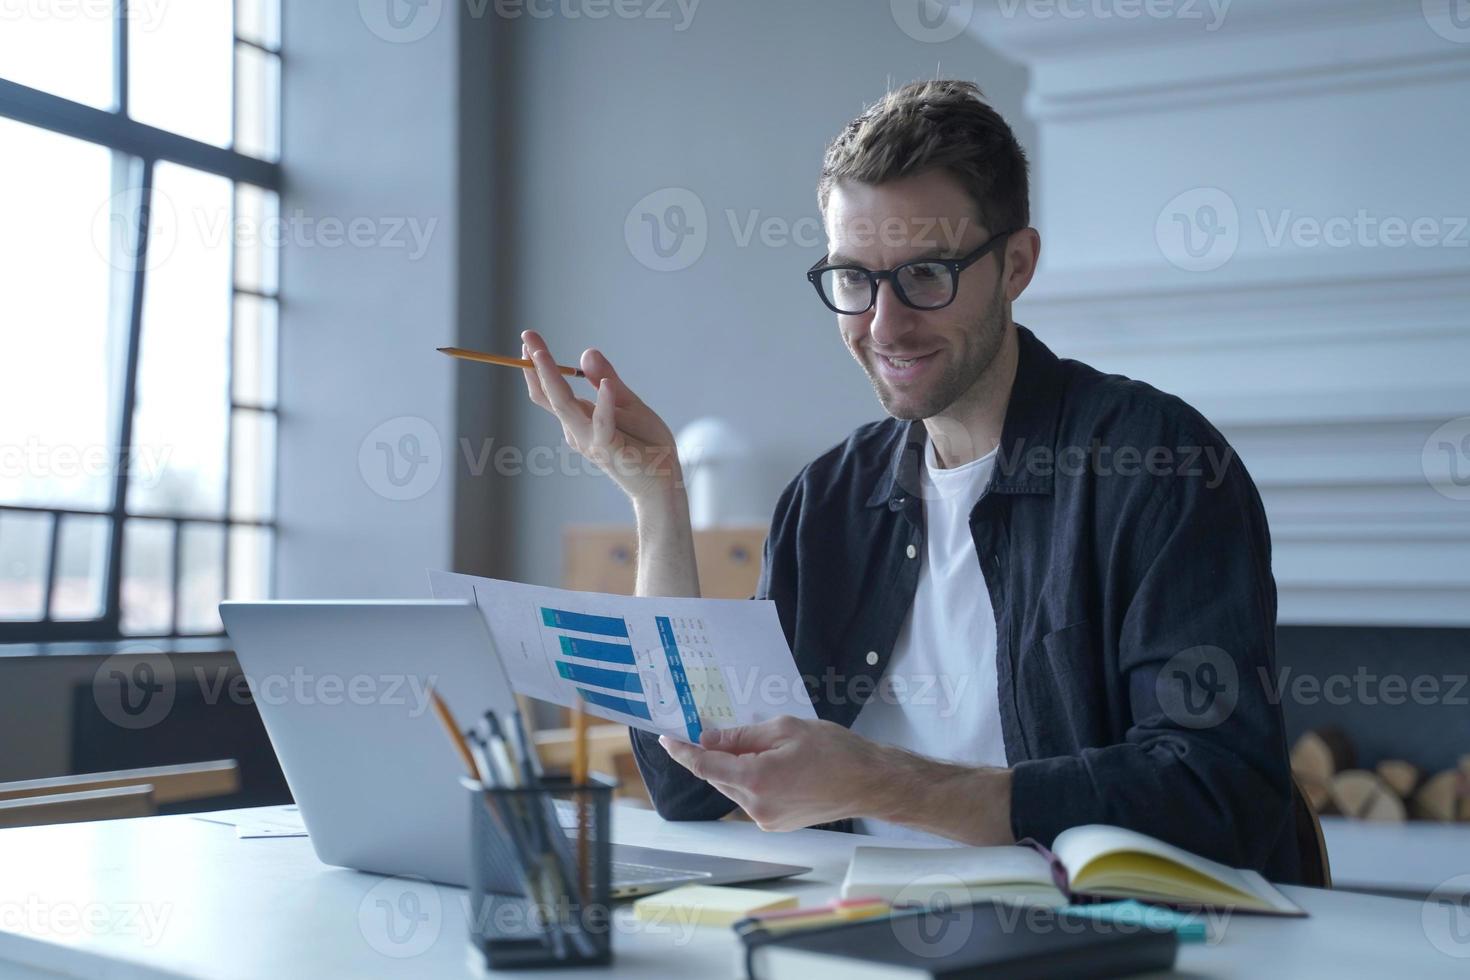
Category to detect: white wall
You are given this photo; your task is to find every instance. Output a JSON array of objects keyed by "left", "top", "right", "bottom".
[{"left": 969, "top": 0, "right": 1470, "bottom": 625}]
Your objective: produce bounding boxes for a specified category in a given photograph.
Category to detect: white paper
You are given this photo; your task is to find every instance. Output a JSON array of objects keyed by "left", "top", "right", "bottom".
[
  {"left": 846, "top": 843, "right": 1055, "bottom": 890},
  {"left": 428, "top": 570, "right": 815, "bottom": 743},
  {"left": 841, "top": 844, "right": 1068, "bottom": 907},
  {"left": 192, "top": 805, "right": 307, "bottom": 838}
]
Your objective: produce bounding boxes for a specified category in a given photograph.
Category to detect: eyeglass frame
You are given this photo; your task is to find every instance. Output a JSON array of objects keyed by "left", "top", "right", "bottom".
[{"left": 805, "top": 228, "right": 1015, "bottom": 316}]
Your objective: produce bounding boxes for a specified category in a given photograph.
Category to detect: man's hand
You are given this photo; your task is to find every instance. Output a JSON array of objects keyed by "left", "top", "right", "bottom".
[
  {"left": 659, "top": 716, "right": 1016, "bottom": 844},
  {"left": 520, "top": 329, "right": 682, "bottom": 505},
  {"left": 520, "top": 329, "right": 700, "bottom": 598},
  {"left": 659, "top": 717, "right": 883, "bottom": 831}
]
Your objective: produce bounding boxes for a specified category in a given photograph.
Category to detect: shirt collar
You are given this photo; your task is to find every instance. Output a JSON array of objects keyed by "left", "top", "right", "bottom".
[{"left": 865, "top": 324, "right": 1064, "bottom": 508}]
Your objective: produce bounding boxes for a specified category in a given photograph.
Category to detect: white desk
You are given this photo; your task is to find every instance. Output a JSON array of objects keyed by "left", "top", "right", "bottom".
[
  {"left": 1322, "top": 817, "right": 1470, "bottom": 898},
  {"left": 0, "top": 806, "right": 1464, "bottom": 979}
]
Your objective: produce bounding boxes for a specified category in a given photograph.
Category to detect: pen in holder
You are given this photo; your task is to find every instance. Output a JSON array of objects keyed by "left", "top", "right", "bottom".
[{"left": 464, "top": 774, "right": 617, "bottom": 969}]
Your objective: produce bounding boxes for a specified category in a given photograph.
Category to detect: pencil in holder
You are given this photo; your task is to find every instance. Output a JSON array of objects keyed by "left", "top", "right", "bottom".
[{"left": 464, "top": 774, "right": 617, "bottom": 969}]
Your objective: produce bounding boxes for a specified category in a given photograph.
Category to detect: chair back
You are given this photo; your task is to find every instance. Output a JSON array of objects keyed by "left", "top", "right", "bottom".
[{"left": 1291, "top": 773, "right": 1332, "bottom": 888}]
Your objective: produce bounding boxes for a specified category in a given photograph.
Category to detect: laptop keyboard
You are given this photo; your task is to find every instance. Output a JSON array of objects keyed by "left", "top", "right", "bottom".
[
  {"left": 553, "top": 801, "right": 712, "bottom": 888},
  {"left": 611, "top": 861, "right": 711, "bottom": 887}
]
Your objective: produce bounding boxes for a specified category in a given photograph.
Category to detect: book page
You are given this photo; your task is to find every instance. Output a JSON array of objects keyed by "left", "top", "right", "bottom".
[
  {"left": 1051, "top": 824, "right": 1301, "bottom": 914},
  {"left": 842, "top": 845, "right": 1061, "bottom": 903},
  {"left": 428, "top": 570, "right": 815, "bottom": 743}
]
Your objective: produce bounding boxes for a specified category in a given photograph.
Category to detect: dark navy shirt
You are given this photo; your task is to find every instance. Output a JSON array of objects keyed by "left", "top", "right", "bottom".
[{"left": 631, "top": 325, "right": 1301, "bottom": 882}]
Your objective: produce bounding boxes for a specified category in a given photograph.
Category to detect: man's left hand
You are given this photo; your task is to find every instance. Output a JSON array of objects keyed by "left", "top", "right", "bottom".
[
  {"left": 658, "top": 715, "right": 1015, "bottom": 845},
  {"left": 658, "top": 716, "right": 888, "bottom": 831}
]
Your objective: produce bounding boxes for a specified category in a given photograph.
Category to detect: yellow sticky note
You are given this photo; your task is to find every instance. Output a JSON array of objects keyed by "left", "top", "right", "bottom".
[{"left": 632, "top": 884, "right": 799, "bottom": 927}]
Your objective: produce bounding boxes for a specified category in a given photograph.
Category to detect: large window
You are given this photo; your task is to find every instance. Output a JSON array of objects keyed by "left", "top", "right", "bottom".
[{"left": 0, "top": 1, "right": 281, "bottom": 641}]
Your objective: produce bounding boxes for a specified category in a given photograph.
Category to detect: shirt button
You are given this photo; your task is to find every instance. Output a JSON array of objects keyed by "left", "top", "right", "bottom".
[
  {"left": 906, "top": 544, "right": 917, "bottom": 559},
  {"left": 866, "top": 651, "right": 879, "bottom": 666}
]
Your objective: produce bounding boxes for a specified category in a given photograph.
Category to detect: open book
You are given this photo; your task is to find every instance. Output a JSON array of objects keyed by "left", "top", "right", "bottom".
[{"left": 840, "top": 824, "right": 1304, "bottom": 916}]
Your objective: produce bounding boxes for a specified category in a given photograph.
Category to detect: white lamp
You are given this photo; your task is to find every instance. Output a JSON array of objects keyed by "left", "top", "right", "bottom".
[{"left": 675, "top": 417, "right": 766, "bottom": 529}]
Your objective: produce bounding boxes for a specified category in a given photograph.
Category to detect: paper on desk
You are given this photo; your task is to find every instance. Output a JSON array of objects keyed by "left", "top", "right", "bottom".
[
  {"left": 236, "top": 818, "right": 307, "bottom": 839},
  {"left": 192, "top": 805, "right": 308, "bottom": 839},
  {"left": 429, "top": 570, "right": 815, "bottom": 744}
]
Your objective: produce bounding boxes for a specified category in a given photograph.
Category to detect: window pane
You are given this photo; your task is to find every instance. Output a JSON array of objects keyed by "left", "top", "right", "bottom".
[
  {"left": 234, "top": 43, "right": 280, "bottom": 161},
  {"left": 234, "top": 183, "right": 279, "bottom": 294},
  {"left": 236, "top": 0, "right": 281, "bottom": 48},
  {"left": 0, "top": 5, "right": 113, "bottom": 108},
  {"left": 228, "top": 524, "right": 271, "bottom": 600},
  {"left": 129, "top": 2, "right": 233, "bottom": 146},
  {"left": 233, "top": 294, "right": 278, "bottom": 408},
  {"left": 0, "top": 121, "right": 123, "bottom": 510},
  {"left": 53, "top": 514, "right": 110, "bottom": 621},
  {"left": 230, "top": 410, "right": 276, "bottom": 522},
  {"left": 178, "top": 523, "right": 224, "bottom": 634},
  {"left": 121, "top": 518, "right": 173, "bottom": 634},
  {"left": 0, "top": 511, "right": 52, "bottom": 621},
  {"left": 128, "top": 163, "right": 232, "bottom": 518}
]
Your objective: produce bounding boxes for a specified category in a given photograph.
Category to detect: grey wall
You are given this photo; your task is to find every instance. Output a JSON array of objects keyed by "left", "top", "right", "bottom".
[
  {"left": 492, "top": 2, "right": 1032, "bottom": 587},
  {"left": 275, "top": 1, "right": 466, "bottom": 598}
]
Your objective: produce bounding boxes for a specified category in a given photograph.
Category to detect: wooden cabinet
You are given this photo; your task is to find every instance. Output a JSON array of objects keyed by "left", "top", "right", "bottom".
[{"left": 562, "top": 525, "right": 766, "bottom": 600}]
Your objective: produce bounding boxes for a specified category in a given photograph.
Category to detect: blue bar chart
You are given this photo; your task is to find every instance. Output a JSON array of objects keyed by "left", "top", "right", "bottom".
[
  {"left": 429, "top": 570, "right": 818, "bottom": 743},
  {"left": 554, "top": 660, "right": 642, "bottom": 693},
  {"left": 540, "top": 606, "right": 652, "bottom": 723},
  {"left": 540, "top": 607, "right": 629, "bottom": 637},
  {"left": 557, "top": 635, "right": 636, "bottom": 665},
  {"left": 574, "top": 687, "right": 652, "bottom": 721}
]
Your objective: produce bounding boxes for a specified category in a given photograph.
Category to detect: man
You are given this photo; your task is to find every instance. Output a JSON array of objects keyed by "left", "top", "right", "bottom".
[{"left": 521, "top": 79, "right": 1300, "bottom": 881}]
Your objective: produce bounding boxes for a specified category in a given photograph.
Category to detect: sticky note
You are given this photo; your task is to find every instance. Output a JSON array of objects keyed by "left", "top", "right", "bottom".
[
  {"left": 1062, "top": 900, "right": 1209, "bottom": 942},
  {"left": 633, "top": 884, "right": 799, "bottom": 928}
]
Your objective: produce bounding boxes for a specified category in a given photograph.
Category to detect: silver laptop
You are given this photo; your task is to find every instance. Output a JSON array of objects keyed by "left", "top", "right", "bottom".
[{"left": 218, "top": 599, "right": 809, "bottom": 897}]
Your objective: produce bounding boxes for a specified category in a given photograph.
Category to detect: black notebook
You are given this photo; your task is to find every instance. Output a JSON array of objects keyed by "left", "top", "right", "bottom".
[{"left": 742, "top": 900, "right": 1178, "bottom": 980}]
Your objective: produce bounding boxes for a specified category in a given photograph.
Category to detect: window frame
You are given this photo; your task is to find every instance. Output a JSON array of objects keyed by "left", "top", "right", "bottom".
[{"left": 0, "top": 3, "right": 283, "bottom": 642}]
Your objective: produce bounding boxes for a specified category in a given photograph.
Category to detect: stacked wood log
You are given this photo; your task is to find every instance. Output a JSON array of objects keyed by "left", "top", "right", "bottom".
[
  {"left": 1289, "top": 730, "right": 1470, "bottom": 823},
  {"left": 1407, "top": 755, "right": 1470, "bottom": 822}
]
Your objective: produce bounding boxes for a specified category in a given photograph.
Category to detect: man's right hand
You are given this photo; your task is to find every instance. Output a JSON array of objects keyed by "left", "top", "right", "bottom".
[
  {"left": 520, "top": 329, "right": 682, "bottom": 506},
  {"left": 520, "top": 330, "right": 701, "bottom": 599}
]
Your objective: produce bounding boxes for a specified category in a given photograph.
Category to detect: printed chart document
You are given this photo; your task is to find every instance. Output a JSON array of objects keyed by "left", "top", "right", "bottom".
[{"left": 429, "top": 570, "right": 816, "bottom": 743}]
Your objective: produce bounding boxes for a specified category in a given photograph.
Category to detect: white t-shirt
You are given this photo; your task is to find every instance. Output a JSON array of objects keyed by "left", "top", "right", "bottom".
[{"left": 850, "top": 436, "right": 1006, "bottom": 842}]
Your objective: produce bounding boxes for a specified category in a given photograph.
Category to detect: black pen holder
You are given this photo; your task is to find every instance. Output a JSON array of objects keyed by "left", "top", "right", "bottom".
[{"left": 464, "top": 775, "right": 617, "bottom": 969}]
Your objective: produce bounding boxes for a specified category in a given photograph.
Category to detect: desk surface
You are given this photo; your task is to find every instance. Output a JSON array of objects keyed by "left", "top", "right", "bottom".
[
  {"left": 1321, "top": 817, "right": 1470, "bottom": 897},
  {"left": 0, "top": 806, "right": 1465, "bottom": 979}
]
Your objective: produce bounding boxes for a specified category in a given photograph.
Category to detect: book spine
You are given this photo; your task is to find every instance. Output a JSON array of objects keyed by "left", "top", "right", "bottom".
[
  {"left": 737, "top": 908, "right": 935, "bottom": 979},
  {"left": 1017, "top": 836, "right": 1076, "bottom": 903},
  {"left": 738, "top": 925, "right": 786, "bottom": 980}
]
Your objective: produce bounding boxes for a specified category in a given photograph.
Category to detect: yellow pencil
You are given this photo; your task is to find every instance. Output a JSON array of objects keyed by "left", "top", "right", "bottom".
[
  {"left": 438, "top": 346, "right": 586, "bottom": 378},
  {"left": 428, "top": 687, "right": 481, "bottom": 781},
  {"left": 573, "top": 704, "right": 590, "bottom": 900}
]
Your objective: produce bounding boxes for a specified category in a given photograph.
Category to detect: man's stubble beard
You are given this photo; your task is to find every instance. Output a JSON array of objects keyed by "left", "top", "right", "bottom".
[{"left": 865, "top": 279, "right": 1009, "bottom": 423}]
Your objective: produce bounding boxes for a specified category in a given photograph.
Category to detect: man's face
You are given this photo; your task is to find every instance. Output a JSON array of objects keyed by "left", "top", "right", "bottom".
[{"left": 824, "top": 170, "right": 1008, "bottom": 421}]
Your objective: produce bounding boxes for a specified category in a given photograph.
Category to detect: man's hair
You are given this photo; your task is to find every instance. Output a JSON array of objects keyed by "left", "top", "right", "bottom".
[{"left": 818, "top": 79, "right": 1030, "bottom": 237}]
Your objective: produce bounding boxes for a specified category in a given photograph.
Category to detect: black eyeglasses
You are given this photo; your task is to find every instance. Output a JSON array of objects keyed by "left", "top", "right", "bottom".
[{"left": 805, "top": 229, "right": 1014, "bottom": 315}]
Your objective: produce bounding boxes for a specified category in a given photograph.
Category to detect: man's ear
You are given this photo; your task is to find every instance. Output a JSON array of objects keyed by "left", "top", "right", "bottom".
[{"left": 1003, "top": 227, "right": 1041, "bottom": 304}]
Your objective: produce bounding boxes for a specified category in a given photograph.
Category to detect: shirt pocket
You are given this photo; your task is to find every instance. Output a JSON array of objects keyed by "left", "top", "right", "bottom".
[{"left": 1015, "top": 620, "right": 1107, "bottom": 755}]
